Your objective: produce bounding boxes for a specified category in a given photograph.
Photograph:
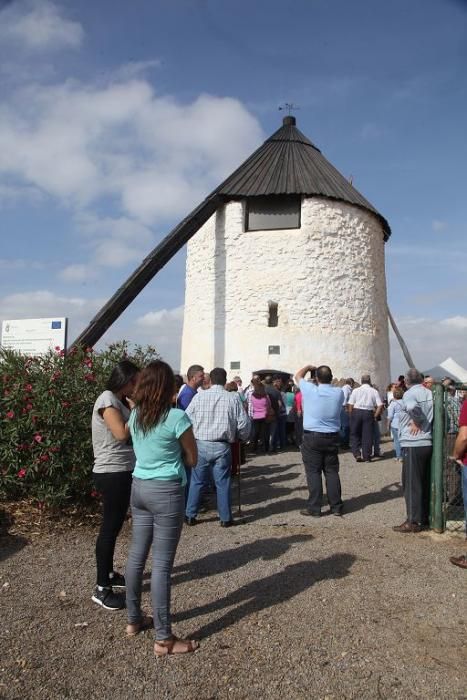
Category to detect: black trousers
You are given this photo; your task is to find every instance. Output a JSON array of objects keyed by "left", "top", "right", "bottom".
[
  {"left": 350, "top": 409, "right": 375, "bottom": 461},
  {"left": 401, "top": 445, "right": 432, "bottom": 525},
  {"left": 301, "top": 431, "right": 343, "bottom": 514},
  {"left": 93, "top": 471, "right": 132, "bottom": 587},
  {"left": 252, "top": 418, "right": 267, "bottom": 453}
]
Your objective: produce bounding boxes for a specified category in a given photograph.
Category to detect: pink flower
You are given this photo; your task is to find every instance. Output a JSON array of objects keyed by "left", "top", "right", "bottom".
[
  {"left": 34, "top": 433, "right": 43, "bottom": 443},
  {"left": 54, "top": 346, "right": 61, "bottom": 352},
  {"left": 24, "top": 383, "right": 33, "bottom": 392},
  {"left": 25, "top": 403, "right": 33, "bottom": 411},
  {"left": 84, "top": 358, "right": 93, "bottom": 368},
  {"left": 6, "top": 410, "right": 14, "bottom": 419},
  {"left": 84, "top": 373, "right": 96, "bottom": 382},
  {"left": 61, "top": 401, "right": 71, "bottom": 408},
  {"left": 39, "top": 454, "right": 49, "bottom": 462},
  {"left": 17, "top": 468, "right": 26, "bottom": 479},
  {"left": 90, "top": 489, "right": 100, "bottom": 498},
  {"left": 86, "top": 347, "right": 93, "bottom": 354}
]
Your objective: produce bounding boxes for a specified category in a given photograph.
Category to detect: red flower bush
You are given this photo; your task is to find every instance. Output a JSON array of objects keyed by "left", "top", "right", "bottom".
[{"left": 0, "top": 340, "right": 159, "bottom": 508}]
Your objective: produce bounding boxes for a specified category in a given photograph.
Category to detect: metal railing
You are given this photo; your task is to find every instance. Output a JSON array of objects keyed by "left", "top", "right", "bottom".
[{"left": 430, "top": 383, "right": 466, "bottom": 533}]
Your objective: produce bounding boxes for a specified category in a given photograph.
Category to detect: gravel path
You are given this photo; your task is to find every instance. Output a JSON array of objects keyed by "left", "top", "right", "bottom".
[{"left": 1, "top": 440, "right": 466, "bottom": 699}]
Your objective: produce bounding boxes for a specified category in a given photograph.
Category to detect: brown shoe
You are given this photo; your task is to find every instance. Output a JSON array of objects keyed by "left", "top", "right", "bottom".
[
  {"left": 449, "top": 555, "right": 467, "bottom": 569},
  {"left": 392, "top": 521, "right": 421, "bottom": 533},
  {"left": 154, "top": 635, "right": 199, "bottom": 657}
]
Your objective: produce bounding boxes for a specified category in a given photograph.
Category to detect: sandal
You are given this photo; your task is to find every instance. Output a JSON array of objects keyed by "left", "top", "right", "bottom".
[
  {"left": 154, "top": 635, "right": 199, "bottom": 657},
  {"left": 449, "top": 555, "right": 467, "bottom": 569},
  {"left": 126, "top": 615, "right": 153, "bottom": 637}
]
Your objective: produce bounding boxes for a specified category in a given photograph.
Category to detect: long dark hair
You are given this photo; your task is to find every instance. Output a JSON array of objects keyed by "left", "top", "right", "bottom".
[
  {"left": 132, "top": 360, "right": 175, "bottom": 434},
  {"left": 106, "top": 360, "right": 139, "bottom": 393}
]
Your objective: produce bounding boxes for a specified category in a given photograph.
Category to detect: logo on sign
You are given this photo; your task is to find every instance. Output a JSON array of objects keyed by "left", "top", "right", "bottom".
[{"left": 51, "top": 321, "right": 62, "bottom": 329}]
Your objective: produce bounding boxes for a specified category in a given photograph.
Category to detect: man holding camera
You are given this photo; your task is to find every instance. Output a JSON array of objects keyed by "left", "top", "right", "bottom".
[{"left": 294, "top": 364, "right": 344, "bottom": 517}]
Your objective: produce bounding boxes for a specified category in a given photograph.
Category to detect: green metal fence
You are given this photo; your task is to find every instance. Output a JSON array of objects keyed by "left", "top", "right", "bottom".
[{"left": 430, "top": 383, "right": 466, "bottom": 533}]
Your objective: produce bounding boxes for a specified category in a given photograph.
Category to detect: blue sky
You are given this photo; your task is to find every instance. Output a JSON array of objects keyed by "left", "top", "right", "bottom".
[{"left": 0, "top": 0, "right": 466, "bottom": 375}]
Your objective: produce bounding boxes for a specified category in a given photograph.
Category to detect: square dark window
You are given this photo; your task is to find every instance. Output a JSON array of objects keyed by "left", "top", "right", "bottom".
[
  {"left": 268, "top": 345, "right": 280, "bottom": 355},
  {"left": 230, "top": 361, "right": 241, "bottom": 370},
  {"left": 246, "top": 196, "right": 301, "bottom": 231}
]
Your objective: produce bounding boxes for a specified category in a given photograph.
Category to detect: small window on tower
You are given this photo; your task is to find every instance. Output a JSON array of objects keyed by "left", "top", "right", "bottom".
[
  {"left": 268, "top": 302, "right": 278, "bottom": 327},
  {"left": 246, "top": 196, "right": 301, "bottom": 231}
]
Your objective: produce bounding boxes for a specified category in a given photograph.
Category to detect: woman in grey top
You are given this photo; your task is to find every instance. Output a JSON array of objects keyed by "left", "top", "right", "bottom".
[{"left": 91, "top": 360, "right": 139, "bottom": 611}]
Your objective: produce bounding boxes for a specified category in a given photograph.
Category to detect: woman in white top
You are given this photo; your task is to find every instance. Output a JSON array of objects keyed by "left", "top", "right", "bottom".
[{"left": 91, "top": 360, "right": 139, "bottom": 611}]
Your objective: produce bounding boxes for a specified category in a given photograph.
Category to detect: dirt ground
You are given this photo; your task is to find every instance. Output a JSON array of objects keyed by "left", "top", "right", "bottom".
[{"left": 1, "top": 440, "right": 466, "bottom": 700}]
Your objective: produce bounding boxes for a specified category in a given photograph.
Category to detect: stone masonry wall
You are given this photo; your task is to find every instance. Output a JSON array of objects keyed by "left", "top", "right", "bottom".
[{"left": 181, "top": 197, "right": 390, "bottom": 391}]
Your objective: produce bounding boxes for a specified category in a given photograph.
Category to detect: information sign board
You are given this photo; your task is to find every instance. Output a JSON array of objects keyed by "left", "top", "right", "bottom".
[{"left": 1, "top": 318, "right": 67, "bottom": 356}]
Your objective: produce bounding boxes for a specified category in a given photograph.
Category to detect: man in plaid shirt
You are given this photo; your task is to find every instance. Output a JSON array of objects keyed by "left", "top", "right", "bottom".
[{"left": 185, "top": 367, "right": 251, "bottom": 527}]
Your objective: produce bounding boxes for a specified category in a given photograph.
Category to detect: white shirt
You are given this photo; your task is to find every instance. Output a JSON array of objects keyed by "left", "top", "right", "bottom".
[
  {"left": 341, "top": 384, "right": 352, "bottom": 406},
  {"left": 348, "top": 385, "right": 383, "bottom": 411}
]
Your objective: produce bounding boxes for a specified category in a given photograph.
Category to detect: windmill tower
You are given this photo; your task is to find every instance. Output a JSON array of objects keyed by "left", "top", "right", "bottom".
[{"left": 181, "top": 116, "right": 391, "bottom": 388}]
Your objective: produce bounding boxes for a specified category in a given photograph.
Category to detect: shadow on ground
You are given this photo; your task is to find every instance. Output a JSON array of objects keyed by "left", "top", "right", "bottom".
[
  {"left": 343, "top": 482, "right": 402, "bottom": 514},
  {"left": 174, "top": 553, "right": 356, "bottom": 639},
  {"left": 0, "top": 534, "right": 29, "bottom": 562},
  {"left": 173, "top": 533, "right": 313, "bottom": 584}
]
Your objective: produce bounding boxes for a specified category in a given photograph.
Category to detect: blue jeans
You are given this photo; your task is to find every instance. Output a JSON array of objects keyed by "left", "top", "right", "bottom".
[
  {"left": 186, "top": 440, "right": 232, "bottom": 522},
  {"left": 125, "top": 478, "right": 184, "bottom": 640},
  {"left": 392, "top": 427, "right": 401, "bottom": 459},
  {"left": 273, "top": 415, "right": 287, "bottom": 449}
]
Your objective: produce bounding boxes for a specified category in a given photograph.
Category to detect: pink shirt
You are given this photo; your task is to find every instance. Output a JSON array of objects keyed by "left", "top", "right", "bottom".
[{"left": 250, "top": 394, "right": 270, "bottom": 419}]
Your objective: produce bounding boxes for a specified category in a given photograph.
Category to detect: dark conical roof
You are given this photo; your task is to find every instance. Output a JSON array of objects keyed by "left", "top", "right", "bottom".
[{"left": 216, "top": 116, "right": 390, "bottom": 240}]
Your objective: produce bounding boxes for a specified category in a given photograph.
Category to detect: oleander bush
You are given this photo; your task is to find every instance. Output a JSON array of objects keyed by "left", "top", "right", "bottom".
[{"left": 0, "top": 341, "right": 159, "bottom": 509}]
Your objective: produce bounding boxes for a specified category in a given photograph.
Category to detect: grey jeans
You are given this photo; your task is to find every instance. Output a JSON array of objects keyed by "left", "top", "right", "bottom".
[{"left": 125, "top": 477, "right": 184, "bottom": 640}]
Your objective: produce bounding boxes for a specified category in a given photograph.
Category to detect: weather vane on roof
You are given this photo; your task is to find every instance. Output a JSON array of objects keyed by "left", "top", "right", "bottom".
[{"left": 278, "top": 103, "right": 299, "bottom": 115}]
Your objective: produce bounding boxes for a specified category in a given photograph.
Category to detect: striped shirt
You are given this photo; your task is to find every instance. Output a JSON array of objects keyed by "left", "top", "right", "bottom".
[{"left": 186, "top": 384, "right": 251, "bottom": 443}]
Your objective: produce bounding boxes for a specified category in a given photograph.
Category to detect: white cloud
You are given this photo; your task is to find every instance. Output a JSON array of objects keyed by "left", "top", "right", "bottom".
[
  {"left": 389, "top": 314, "right": 467, "bottom": 376},
  {"left": 0, "top": 182, "right": 43, "bottom": 205},
  {"left": 0, "top": 289, "right": 96, "bottom": 316},
  {"left": 441, "top": 315, "right": 467, "bottom": 330},
  {"left": 74, "top": 213, "right": 155, "bottom": 268},
  {"left": 432, "top": 219, "right": 448, "bottom": 232},
  {"left": 0, "top": 0, "right": 84, "bottom": 51},
  {"left": 58, "top": 264, "right": 96, "bottom": 283},
  {"left": 0, "top": 289, "right": 106, "bottom": 348},
  {"left": 135, "top": 306, "right": 184, "bottom": 367},
  {"left": 0, "top": 258, "right": 45, "bottom": 270},
  {"left": 0, "top": 81, "right": 263, "bottom": 223}
]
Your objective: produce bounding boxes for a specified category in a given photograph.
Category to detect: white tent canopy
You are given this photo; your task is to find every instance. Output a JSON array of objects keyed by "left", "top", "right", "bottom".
[{"left": 439, "top": 357, "right": 467, "bottom": 383}]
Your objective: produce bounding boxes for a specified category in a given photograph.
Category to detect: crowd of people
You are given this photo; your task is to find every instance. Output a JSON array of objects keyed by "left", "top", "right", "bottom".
[{"left": 90, "top": 358, "right": 467, "bottom": 656}]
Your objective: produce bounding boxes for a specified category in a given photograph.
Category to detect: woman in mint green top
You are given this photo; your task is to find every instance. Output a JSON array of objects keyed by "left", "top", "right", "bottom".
[
  {"left": 129, "top": 407, "right": 191, "bottom": 484},
  {"left": 125, "top": 360, "right": 199, "bottom": 656}
]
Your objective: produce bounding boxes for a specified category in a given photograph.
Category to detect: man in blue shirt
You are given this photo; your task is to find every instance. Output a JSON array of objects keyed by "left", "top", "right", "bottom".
[
  {"left": 177, "top": 364, "right": 204, "bottom": 410},
  {"left": 294, "top": 363, "right": 344, "bottom": 517}
]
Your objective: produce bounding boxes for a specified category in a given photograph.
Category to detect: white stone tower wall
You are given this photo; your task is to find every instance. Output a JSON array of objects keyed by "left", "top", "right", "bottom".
[{"left": 181, "top": 197, "right": 390, "bottom": 391}]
